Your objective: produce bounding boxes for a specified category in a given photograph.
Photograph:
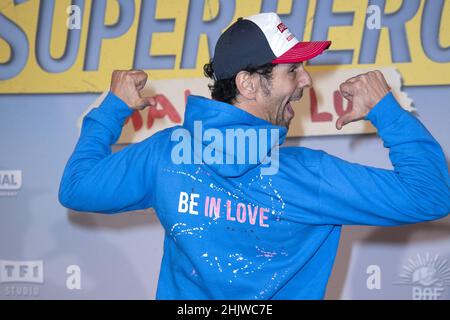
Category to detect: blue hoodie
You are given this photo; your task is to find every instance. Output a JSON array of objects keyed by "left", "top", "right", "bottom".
[{"left": 59, "top": 91, "right": 450, "bottom": 299}]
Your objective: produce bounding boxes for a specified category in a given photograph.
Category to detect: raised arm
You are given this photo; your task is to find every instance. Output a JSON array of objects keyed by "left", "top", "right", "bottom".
[
  {"left": 59, "top": 70, "right": 160, "bottom": 213},
  {"left": 315, "top": 71, "right": 450, "bottom": 225}
]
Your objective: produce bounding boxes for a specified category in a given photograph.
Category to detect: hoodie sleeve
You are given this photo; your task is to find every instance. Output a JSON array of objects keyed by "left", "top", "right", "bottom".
[
  {"left": 316, "top": 92, "right": 450, "bottom": 226},
  {"left": 58, "top": 91, "right": 159, "bottom": 214}
]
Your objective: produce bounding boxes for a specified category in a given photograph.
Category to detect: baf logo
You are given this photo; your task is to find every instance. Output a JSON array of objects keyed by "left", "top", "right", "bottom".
[
  {"left": 0, "top": 170, "right": 22, "bottom": 196},
  {"left": 0, "top": 260, "right": 43, "bottom": 297},
  {"left": 395, "top": 253, "right": 450, "bottom": 300}
]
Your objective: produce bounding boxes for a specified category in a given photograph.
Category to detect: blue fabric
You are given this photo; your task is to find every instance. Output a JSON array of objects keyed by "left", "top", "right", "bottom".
[{"left": 59, "top": 91, "right": 450, "bottom": 299}]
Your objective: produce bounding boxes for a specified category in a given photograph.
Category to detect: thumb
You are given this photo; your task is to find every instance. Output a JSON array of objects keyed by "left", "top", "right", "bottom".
[
  {"left": 135, "top": 96, "right": 157, "bottom": 110},
  {"left": 143, "top": 96, "right": 157, "bottom": 107},
  {"left": 336, "top": 112, "right": 354, "bottom": 130}
]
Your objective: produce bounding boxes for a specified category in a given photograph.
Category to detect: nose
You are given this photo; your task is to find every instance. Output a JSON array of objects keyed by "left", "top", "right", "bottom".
[{"left": 299, "top": 68, "right": 312, "bottom": 88}]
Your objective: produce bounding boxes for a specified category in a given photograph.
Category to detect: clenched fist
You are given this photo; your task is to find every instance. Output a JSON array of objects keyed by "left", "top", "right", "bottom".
[
  {"left": 336, "top": 70, "right": 391, "bottom": 130},
  {"left": 110, "top": 69, "right": 157, "bottom": 110}
]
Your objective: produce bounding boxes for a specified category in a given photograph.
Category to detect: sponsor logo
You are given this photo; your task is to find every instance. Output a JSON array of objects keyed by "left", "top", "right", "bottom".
[
  {"left": 277, "top": 22, "right": 287, "bottom": 33},
  {"left": 0, "top": 260, "right": 44, "bottom": 298},
  {"left": 394, "top": 253, "right": 450, "bottom": 300},
  {"left": 0, "top": 260, "right": 44, "bottom": 284},
  {"left": 0, "top": 170, "right": 22, "bottom": 196}
]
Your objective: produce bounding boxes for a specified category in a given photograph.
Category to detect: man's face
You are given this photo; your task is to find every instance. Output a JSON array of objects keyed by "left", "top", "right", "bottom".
[{"left": 257, "top": 62, "right": 312, "bottom": 129}]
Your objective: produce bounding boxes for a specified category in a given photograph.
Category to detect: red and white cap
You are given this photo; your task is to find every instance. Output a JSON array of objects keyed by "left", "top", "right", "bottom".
[{"left": 212, "top": 12, "right": 331, "bottom": 80}]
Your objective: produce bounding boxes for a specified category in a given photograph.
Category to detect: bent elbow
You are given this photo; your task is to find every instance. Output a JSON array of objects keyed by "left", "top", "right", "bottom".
[
  {"left": 58, "top": 182, "right": 75, "bottom": 210},
  {"left": 411, "top": 186, "right": 450, "bottom": 222},
  {"left": 58, "top": 179, "right": 84, "bottom": 211},
  {"left": 427, "top": 199, "right": 450, "bottom": 221}
]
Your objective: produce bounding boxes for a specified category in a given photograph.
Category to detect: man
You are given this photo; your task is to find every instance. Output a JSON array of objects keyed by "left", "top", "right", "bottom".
[{"left": 59, "top": 13, "right": 449, "bottom": 299}]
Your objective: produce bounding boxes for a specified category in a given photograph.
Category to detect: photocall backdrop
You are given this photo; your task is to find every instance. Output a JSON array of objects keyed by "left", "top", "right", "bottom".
[{"left": 0, "top": 0, "right": 449, "bottom": 299}]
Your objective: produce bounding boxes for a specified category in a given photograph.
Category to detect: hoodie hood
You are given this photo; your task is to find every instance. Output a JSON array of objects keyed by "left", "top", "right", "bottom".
[{"left": 182, "top": 95, "right": 287, "bottom": 177}]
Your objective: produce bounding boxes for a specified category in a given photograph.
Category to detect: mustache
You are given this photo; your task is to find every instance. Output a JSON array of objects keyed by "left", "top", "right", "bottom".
[{"left": 287, "top": 90, "right": 304, "bottom": 103}]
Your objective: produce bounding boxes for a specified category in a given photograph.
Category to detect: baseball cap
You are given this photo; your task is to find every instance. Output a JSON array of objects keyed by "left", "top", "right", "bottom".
[{"left": 211, "top": 12, "right": 331, "bottom": 80}]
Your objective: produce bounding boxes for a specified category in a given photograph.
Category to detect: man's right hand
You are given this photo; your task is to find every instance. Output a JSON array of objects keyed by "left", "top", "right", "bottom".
[{"left": 110, "top": 69, "right": 157, "bottom": 110}]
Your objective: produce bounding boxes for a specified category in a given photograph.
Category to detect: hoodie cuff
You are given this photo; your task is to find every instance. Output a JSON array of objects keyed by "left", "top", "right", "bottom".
[
  {"left": 85, "top": 91, "right": 134, "bottom": 142},
  {"left": 96, "top": 91, "right": 134, "bottom": 120},
  {"left": 364, "top": 92, "right": 406, "bottom": 131}
]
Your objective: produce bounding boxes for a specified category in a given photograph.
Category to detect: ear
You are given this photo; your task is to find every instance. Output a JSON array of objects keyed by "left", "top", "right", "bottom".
[{"left": 235, "top": 71, "right": 258, "bottom": 100}]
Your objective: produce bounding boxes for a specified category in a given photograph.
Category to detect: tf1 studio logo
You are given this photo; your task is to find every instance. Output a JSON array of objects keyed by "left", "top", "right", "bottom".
[
  {"left": 394, "top": 253, "right": 450, "bottom": 300},
  {"left": 0, "top": 170, "right": 22, "bottom": 196},
  {"left": 0, "top": 260, "right": 43, "bottom": 297}
]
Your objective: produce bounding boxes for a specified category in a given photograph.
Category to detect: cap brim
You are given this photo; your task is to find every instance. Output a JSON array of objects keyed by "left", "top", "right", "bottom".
[{"left": 272, "top": 41, "right": 331, "bottom": 63}]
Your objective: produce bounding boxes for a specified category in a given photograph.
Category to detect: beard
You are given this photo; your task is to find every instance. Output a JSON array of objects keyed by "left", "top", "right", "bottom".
[
  {"left": 275, "top": 107, "right": 292, "bottom": 129},
  {"left": 273, "top": 90, "right": 303, "bottom": 129}
]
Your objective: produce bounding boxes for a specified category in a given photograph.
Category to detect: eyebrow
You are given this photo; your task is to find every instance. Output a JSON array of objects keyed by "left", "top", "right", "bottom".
[{"left": 288, "top": 63, "right": 302, "bottom": 70}]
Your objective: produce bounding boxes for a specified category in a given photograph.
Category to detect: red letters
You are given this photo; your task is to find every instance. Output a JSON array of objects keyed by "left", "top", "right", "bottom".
[{"left": 125, "top": 92, "right": 185, "bottom": 131}]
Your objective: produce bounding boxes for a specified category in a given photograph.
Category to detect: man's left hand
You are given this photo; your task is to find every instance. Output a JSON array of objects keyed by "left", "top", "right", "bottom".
[{"left": 336, "top": 70, "right": 391, "bottom": 130}]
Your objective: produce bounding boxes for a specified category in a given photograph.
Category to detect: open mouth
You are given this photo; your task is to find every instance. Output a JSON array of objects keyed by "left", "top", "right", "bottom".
[
  {"left": 285, "top": 91, "right": 303, "bottom": 118},
  {"left": 285, "top": 101, "right": 295, "bottom": 118}
]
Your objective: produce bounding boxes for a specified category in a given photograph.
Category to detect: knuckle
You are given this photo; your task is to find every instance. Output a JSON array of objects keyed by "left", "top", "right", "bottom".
[
  {"left": 125, "top": 72, "right": 135, "bottom": 80},
  {"left": 341, "top": 83, "right": 351, "bottom": 92}
]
